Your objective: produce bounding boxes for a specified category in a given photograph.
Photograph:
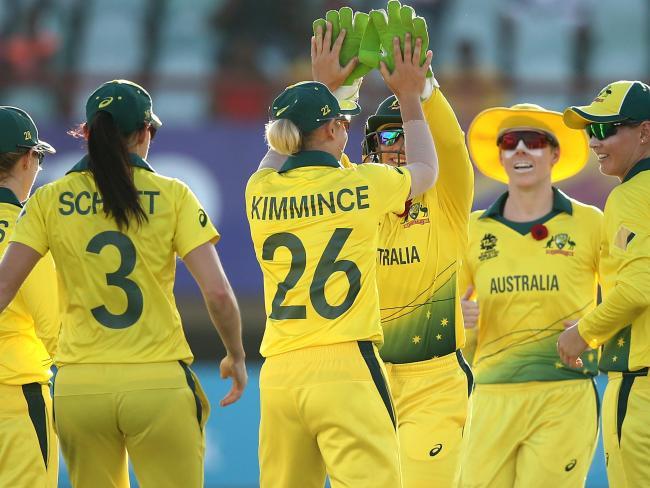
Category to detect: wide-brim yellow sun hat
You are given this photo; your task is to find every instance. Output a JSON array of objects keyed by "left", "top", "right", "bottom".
[{"left": 467, "top": 103, "right": 590, "bottom": 184}]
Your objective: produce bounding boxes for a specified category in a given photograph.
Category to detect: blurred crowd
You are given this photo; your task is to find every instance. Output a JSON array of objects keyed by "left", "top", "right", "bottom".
[{"left": 0, "top": 0, "right": 647, "bottom": 126}]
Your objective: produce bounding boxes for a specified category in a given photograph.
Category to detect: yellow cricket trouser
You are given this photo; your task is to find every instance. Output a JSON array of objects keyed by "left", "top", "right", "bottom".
[
  {"left": 461, "top": 378, "right": 599, "bottom": 488},
  {"left": 385, "top": 350, "right": 473, "bottom": 488},
  {"left": 602, "top": 368, "right": 650, "bottom": 488},
  {"left": 259, "top": 340, "right": 402, "bottom": 488},
  {"left": 0, "top": 382, "right": 58, "bottom": 487},
  {"left": 53, "top": 361, "right": 210, "bottom": 488}
]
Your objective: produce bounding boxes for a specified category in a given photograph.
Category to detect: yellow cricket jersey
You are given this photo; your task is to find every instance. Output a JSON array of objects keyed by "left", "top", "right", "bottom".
[
  {"left": 461, "top": 188, "right": 602, "bottom": 383},
  {"left": 0, "top": 187, "right": 59, "bottom": 385},
  {"left": 374, "top": 89, "right": 474, "bottom": 363},
  {"left": 246, "top": 150, "right": 411, "bottom": 357},
  {"left": 578, "top": 158, "right": 650, "bottom": 372},
  {"left": 11, "top": 155, "right": 218, "bottom": 366}
]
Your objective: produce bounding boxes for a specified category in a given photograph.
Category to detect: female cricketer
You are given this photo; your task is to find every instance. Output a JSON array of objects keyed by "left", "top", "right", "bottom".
[
  {"left": 559, "top": 80, "right": 650, "bottom": 488},
  {"left": 311, "top": 14, "right": 474, "bottom": 486},
  {"left": 0, "top": 106, "right": 59, "bottom": 487},
  {"left": 460, "top": 103, "right": 602, "bottom": 488},
  {"left": 0, "top": 80, "right": 247, "bottom": 488},
  {"left": 247, "top": 33, "right": 436, "bottom": 488}
]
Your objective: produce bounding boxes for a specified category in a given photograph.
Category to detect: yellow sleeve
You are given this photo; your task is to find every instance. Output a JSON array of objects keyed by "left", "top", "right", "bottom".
[
  {"left": 422, "top": 89, "right": 474, "bottom": 227},
  {"left": 10, "top": 190, "right": 49, "bottom": 256},
  {"left": 341, "top": 153, "right": 355, "bottom": 168},
  {"left": 173, "top": 181, "right": 220, "bottom": 258},
  {"left": 579, "top": 232, "right": 650, "bottom": 347},
  {"left": 18, "top": 252, "right": 60, "bottom": 356},
  {"left": 361, "top": 163, "right": 412, "bottom": 216}
]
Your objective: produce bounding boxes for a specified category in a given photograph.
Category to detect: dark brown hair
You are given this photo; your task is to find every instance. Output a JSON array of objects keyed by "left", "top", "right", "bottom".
[
  {"left": 87, "top": 112, "right": 148, "bottom": 230},
  {"left": 0, "top": 150, "right": 29, "bottom": 181}
]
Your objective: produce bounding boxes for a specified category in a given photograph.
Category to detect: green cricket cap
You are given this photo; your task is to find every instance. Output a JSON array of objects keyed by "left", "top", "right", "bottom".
[
  {"left": 0, "top": 106, "right": 55, "bottom": 155},
  {"left": 86, "top": 79, "right": 162, "bottom": 134},
  {"left": 365, "top": 95, "right": 403, "bottom": 134},
  {"left": 269, "top": 81, "right": 360, "bottom": 132},
  {"left": 564, "top": 80, "right": 650, "bottom": 128}
]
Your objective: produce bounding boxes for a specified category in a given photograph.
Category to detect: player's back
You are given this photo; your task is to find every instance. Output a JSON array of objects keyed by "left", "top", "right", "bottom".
[
  {"left": 12, "top": 156, "right": 218, "bottom": 365},
  {"left": 246, "top": 156, "right": 411, "bottom": 357}
]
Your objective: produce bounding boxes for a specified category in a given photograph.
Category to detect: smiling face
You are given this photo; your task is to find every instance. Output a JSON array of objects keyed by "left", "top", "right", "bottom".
[
  {"left": 498, "top": 130, "right": 560, "bottom": 189},
  {"left": 588, "top": 121, "right": 650, "bottom": 180}
]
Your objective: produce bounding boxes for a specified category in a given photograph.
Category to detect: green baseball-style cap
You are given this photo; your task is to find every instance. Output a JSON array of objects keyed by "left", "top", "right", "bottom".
[
  {"left": 0, "top": 106, "right": 55, "bottom": 155},
  {"left": 564, "top": 80, "right": 650, "bottom": 128},
  {"left": 86, "top": 79, "right": 162, "bottom": 134},
  {"left": 269, "top": 81, "right": 360, "bottom": 132},
  {"left": 365, "top": 95, "right": 402, "bottom": 134}
]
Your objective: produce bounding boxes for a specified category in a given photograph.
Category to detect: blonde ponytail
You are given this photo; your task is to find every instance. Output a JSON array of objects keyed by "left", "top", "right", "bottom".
[{"left": 265, "top": 119, "right": 302, "bottom": 155}]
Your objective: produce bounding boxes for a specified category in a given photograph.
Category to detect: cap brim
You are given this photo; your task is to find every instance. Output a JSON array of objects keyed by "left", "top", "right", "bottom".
[
  {"left": 563, "top": 106, "right": 626, "bottom": 129},
  {"left": 150, "top": 111, "right": 163, "bottom": 129},
  {"left": 33, "top": 140, "right": 56, "bottom": 154},
  {"left": 468, "top": 107, "right": 590, "bottom": 184},
  {"left": 338, "top": 100, "right": 361, "bottom": 116}
]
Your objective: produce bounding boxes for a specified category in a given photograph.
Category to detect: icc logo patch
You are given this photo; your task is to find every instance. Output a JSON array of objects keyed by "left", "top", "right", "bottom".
[
  {"left": 545, "top": 233, "right": 576, "bottom": 256},
  {"left": 479, "top": 233, "right": 498, "bottom": 261}
]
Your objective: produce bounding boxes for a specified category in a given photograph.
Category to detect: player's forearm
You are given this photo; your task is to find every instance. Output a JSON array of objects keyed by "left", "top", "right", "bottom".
[
  {"left": 204, "top": 288, "right": 246, "bottom": 361},
  {"left": 403, "top": 114, "right": 438, "bottom": 198},
  {"left": 257, "top": 149, "right": 287, "bottom": 171},
  {"left": 579, "top": 280, "right": 650, "bottom": 348}
]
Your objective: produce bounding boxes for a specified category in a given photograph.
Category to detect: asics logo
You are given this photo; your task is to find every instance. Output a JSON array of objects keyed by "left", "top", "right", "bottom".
[
  {"left": 564, "top": 459, "right": 577, "bottom": 472},
  {"left": 275, "top": 105, "right": 290, "bottom": 116},
  {"left": 429, "top": 444, "right": 443, "bottom": 457}
]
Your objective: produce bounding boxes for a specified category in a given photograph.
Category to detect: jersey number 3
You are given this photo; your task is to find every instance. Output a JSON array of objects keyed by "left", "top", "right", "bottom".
[
  {"left": 262, "top": 228, "right": 361, "bottom": 320},
  {"left": 87, "top": 231, "right": 143, "bottom": 329}
]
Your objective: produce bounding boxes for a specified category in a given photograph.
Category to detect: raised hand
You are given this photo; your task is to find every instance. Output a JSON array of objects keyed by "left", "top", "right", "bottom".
[{"left": 378, "top": 33, "right": 432, "bottom": 101}]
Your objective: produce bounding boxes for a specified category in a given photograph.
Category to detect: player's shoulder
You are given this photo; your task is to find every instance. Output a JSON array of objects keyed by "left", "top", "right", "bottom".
[
  {"left": 246, "top": 168, "right": 277, "bottom": 194},
  {"left": 469, "top": 209, "right": 487, "bottom": 223},
  {"left": 566, "top": 195, "right": 603, "bottom": 222}
]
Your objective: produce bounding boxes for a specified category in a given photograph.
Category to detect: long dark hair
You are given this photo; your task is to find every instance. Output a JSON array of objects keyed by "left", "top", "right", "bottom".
[{"left": 87, "top": 112, "right": 148, "bottom": 230}]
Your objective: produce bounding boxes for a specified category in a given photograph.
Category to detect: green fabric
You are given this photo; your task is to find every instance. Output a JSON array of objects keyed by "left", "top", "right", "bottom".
[
  {"left": 359, "top": 0, "right": 431, "bottom": 77},
  {"left": 67, "top": 153, "right": 156, "bottom": 174},
  {"left": 0, "top": 187, "right": 22, "bottom": 207},
  {"left": 86, "top": 79, "right": 162, "bottom": 135},
  {"left": 480, "top": 187, "right": 573, "bottom": 235},
  {"left": 279, "top": 150, "right": 340, "bottom": 173},
  {"left": 622, "top": 157, "right": 650, "bottom": 183},
  {"left": 270, "top": 81, "right": 360, "bottom": 133},
  {"left": 313, "top": 8, "right": 372, "bottom": 86},
  {"left": 619, "top": 81, "right": 650, "bottom": 121},
  {"left": 0, "top": 106, "right": 55, "bottom": 154}
]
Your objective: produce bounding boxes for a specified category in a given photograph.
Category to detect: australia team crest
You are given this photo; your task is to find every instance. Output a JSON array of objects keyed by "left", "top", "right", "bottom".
[{"left": 545, "top": 233, "right": 576, "bottom": 256}]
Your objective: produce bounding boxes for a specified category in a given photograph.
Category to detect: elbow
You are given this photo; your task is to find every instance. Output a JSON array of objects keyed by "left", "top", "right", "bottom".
[{"left": 204, "top": 285, "right": 236, "bottom": 311}]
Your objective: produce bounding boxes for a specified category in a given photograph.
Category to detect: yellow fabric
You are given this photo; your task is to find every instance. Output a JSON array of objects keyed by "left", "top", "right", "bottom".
[
  {"left": 258, "top": 341, "right": 401, "bottom": 488},
  {"left": 0, "top": 198, "right": 59, "bottom": 385},
  {"left": 385, "top": 351, "right": 472, "bottom": 487},
  {"left": 246, "top": 160, "right": 411, "bottom": 357},
  {"left": 467, "top": 104, "right": 589, "bottom": 183},
  {"left": 578, "top": 170, "right": 650, "bottom": 371},
  {"left": 54, "top": 362, "right": 209, "bottom": 488},
  {"left": 0, "top": 383, "right": 58, "bottom": 487},
  {"left": 375, "top": 89, "right": 474, "bottom": 363},
  {"left": 460, "top": 379, "right": 599, "bottom": 488},
  {"left": 602, "top": 371, "right": 650, "bottom": 488},
  {"left": 11, "top": 166, "right": 218, "bottom": 365},
  {"left": 460, "top": 198, "right": 603, "bottom": 383}
]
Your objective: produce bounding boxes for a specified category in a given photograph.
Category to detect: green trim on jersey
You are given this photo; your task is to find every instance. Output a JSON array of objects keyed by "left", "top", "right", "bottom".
[
  {"left": 600, "top": 327, "right": 632, "bottom": 372},
  {"left": 0, "top": 187, "right": 22, "bottom": 208},
  {"left": 480, "top": 187, "right": 573, "bottom": 235},
  {"left": 622, "top": 157, "right": 650, "bottom": 183},
  {"left": 67, "top": 153, "right": 155, "bottom": 174},
  {"left": 279, "top": 150, "right": 340, "bottom": 173}
]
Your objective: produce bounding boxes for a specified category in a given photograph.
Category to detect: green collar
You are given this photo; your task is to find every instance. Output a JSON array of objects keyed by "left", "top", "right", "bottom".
[
  {"left": 67, "top": 153, "right": 155, "bottom": 174},
  {"left": 0, "top": 187, "right": 22, "bottom": 208},
  {"left": 622, "top": 157, "right": 650, "bottom": 183},
  {"left": 279, "top": 150, "right": 340, "bottom": 173},
  {"left": 480, "top": 187, "right": 573, "bottom": 235}
]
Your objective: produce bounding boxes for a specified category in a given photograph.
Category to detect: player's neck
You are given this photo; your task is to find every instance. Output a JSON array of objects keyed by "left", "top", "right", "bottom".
[
  {"left": 503, "top": 184, "right": 554, "bottom": 222},
  {"left": 0, "top": 177, "right": 27, "bottom": 202}
]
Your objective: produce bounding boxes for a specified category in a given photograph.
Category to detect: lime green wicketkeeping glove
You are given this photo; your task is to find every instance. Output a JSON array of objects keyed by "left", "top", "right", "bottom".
[
  {"left": 313, "top": 7, "right": 371, "bottom": 103},
  {"left": 359, "top": 0, "right": 437, "bottom": 100}
]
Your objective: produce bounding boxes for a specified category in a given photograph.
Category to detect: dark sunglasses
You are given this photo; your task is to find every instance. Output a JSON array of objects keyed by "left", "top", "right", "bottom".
[
  {"left": 148, "top": 125, "right": 158, "bottom": 140},
  {"left": 585, "top": 120, "right": 641, "bottom": 141},
  {"left": 497, "top": 131, "right": 558, "bottom": 151},
  {"left": 16, "top": 146, "right": 45, "bottom": 165},
  {"left": 378, "top": 129, "right": 404, "bottom": 146}
]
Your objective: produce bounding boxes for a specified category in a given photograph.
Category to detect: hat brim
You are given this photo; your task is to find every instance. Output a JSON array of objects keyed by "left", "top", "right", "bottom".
[
  {"left": 149, "top": 111, "right": 163, "bottom": 129},
  {"left": 366, "top": 114, "right": 402, "bottom": 133},
  {"left": 338, "top": 99, "right": 361, "bottom": 116},
  {"left": 468, "top": 107, "right": 590, "bottom": 184},
  {"left": 563, "top": 105, "right": 626, "bottom": 129},
  {"left": 33, "top": 140, "right": 56, "bottom": 154}
]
